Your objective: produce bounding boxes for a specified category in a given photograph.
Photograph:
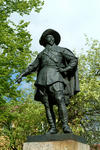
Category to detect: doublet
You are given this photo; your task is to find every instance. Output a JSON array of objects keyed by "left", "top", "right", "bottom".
[{"left": 25, "top": 44, "right": 78, "bottom": 87}]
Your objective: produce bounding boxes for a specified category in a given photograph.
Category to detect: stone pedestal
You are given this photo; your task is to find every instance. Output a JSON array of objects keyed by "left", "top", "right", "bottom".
[{"left": 23, "top": 134, "right": 90, "bottom": 150}]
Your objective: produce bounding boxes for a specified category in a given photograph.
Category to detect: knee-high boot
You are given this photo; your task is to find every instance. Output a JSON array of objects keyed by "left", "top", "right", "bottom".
[
  {"left": 58, "top": 100, "right": 72, "bottom": 133},
  {"left": 43, "top": 96, "right": 58, "bottom": 134},
  {"left": 55, "top": 92, "right": 72, "bottom": 133}
]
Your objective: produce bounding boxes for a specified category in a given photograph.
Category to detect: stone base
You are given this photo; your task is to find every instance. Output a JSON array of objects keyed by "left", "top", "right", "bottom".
[{"left": 23, "top": 134, "right": 90, "bottom": 150}]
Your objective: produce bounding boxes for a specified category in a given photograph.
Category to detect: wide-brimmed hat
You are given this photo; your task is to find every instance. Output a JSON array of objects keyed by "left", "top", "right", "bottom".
[{"left": 39, "top": 29, "right": 61, "bottom": 46}]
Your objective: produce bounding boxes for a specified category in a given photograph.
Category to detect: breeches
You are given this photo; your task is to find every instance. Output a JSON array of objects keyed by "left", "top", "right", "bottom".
[
  {"left": 35, "top": 82, "right": 65, "bottom": 105},
  {"left": 35, "top": 82, "right": 68, "bottom": 126}
]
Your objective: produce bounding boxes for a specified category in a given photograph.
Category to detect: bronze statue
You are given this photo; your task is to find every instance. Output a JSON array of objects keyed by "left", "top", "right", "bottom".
[{"left": 17, "top": 29, "right": 80, "bottom": 134}]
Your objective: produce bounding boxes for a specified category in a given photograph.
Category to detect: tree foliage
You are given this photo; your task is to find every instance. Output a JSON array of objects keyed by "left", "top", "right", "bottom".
[
  {"left": 0, "top": 0, "right": 44, "bottom": 19},
  {"left": 0, "top": 0, "right": 44, "bottom": 103},
  {"left": 0, "top": 0, "right": 44, "bottom": 149},
  {"left": 0, "top": 96, "right": 46, "bottom": 150},
  {"left": 68, "top": 37, "right": 100, "bottom": 144}
]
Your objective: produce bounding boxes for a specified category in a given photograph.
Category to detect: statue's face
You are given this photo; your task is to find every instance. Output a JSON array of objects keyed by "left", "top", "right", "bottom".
[{"left": 45, "top": 34, "right": 55, "bottom": 45}]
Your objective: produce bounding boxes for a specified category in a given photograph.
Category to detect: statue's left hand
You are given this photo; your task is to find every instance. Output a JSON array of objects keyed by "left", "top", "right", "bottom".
[
  {"left": 57, "top": 66, "right": 71, "bottom": 73},
  {"left": 58, "top": 67, "right": 66, "bottom": 73}
]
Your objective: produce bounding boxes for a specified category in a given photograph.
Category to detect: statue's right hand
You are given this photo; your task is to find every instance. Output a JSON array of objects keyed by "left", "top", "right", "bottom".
[{"left": 16, "top": 75, "right": 22, "bottom": 84}]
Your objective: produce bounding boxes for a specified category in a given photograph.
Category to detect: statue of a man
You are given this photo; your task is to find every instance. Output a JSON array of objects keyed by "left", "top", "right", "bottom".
[{"left": 17, "top": 29, "right": 80, "bottom": 134}]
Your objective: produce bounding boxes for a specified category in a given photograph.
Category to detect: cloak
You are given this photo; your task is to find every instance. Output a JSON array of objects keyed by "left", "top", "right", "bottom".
[
  {"left": 62, "top": 48, "right": 80, "bottom": 105},
  {"left": 34, "top": 47, "right": 80, "bottom": 105}
]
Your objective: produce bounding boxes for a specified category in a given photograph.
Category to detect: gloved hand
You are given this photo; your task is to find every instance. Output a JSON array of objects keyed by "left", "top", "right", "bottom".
[
  {"left": 58, "top": 68, "right": 66, "bottom": 72},
  {"left": 57, "top": 66, "right": 71, "bottom": 73}
]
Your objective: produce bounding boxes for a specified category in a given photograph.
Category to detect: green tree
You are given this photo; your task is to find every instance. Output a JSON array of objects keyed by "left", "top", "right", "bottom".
[
  {"left": 0, "top": 0, "right": 44, "bottom": 149},
  {"left": 0, "top": 0, "right": 44, "bottom": 103},
  {"left": 0, "top": 96, "right": 46, "bottom": 150},
  {"left": 68, "top": 37, "right": 100, "bottom": 144}
]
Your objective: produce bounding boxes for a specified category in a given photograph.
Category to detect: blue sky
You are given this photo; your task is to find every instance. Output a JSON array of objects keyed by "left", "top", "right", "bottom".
[{"left": 10, "top": 0, "right": 100, "bottom": 55}]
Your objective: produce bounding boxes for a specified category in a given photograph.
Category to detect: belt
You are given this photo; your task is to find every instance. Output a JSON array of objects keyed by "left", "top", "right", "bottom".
[{"left": 41, "top": 64, "right": 57, "bottom": 68}]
